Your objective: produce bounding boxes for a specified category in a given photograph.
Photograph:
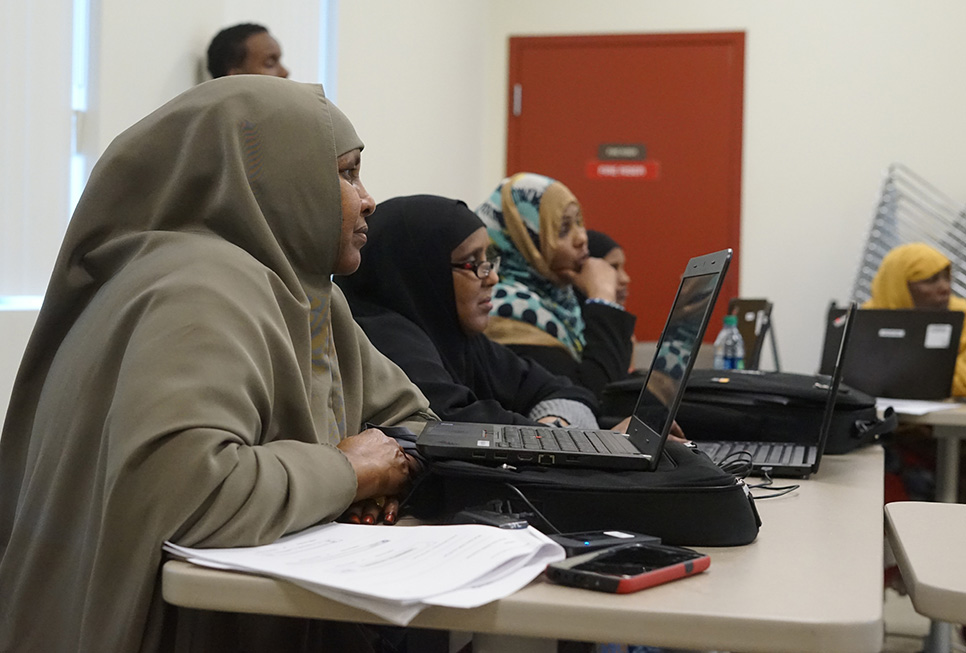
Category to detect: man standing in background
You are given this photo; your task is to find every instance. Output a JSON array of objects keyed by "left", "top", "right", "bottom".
[{"left": 206, "top": 23, "right": 289, "bottom": 79}]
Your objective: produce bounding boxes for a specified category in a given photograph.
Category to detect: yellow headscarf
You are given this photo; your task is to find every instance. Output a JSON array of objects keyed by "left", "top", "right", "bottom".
[{"left": 864, "top": 243, "right": 952, "bottom": 309}]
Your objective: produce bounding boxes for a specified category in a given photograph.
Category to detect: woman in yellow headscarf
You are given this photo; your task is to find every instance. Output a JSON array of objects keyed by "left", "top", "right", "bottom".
[{"left": 864, "top": 242, "right": 966, "bottom": 396}]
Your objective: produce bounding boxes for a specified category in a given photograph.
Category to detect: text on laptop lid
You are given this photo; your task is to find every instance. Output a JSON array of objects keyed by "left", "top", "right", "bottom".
[{"left": 819, "top": 305, "right": 963, "bottom": 399}]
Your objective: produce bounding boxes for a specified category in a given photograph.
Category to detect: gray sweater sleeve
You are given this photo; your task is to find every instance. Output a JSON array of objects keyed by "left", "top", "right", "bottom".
[{"left": 527, "top": 398, "right": 599, "bottom": 429}]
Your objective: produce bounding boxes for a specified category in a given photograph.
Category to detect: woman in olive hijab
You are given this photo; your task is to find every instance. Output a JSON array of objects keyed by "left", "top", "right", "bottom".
[{"left": 0, "top": 76, "right": 431, "bottom": 651}]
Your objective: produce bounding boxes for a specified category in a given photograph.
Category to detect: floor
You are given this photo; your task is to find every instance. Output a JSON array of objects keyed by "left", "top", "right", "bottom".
[{"left": 883, "top": 587, "right": 964, "bottom": 652}]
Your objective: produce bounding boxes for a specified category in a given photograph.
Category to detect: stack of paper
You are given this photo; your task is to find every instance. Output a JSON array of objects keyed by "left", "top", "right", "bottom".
[
  {"left": 163, "top": 523, "right": 564, "bottom": 625},
  {"left": 876, "top": 398, "right": 960, "bottom": 415}
]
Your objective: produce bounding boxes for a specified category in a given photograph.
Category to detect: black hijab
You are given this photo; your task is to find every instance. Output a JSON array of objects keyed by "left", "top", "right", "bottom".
[
  {"left": 587, "top": 230, "right": 621, "bottom": 259},
  {"left": 336, "top": 195, "right": 484, "bottom": 377}
]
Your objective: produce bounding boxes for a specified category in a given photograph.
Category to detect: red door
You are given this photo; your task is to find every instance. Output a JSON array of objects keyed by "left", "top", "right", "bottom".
[{"left": 507, "top": 32, "right": 744, "bottom": 341}]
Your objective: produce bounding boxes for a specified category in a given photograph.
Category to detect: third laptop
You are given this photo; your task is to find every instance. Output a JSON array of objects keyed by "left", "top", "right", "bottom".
[
  {"left": 819, "top": 305, "right": 962, "bottom": 400},
  {"left": 696, "top": 302, "right": 856, "bottom": 478}
]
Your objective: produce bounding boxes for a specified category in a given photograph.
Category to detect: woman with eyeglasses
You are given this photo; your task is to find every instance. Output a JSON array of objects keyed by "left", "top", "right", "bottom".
[
  {"left": 336, "top": 195, "right": 599, "bottom": 428},
  {"left": 476, "top": 173, "right": 636, "bottom": 397}
]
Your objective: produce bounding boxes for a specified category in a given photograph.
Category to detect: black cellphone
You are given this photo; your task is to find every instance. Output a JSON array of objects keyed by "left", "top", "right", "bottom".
[
  {"left": 545, "top": 542, "right": 709, "bottom": 594},
  {"left": 450, "top": 508, "right": 529, "bottom": 529},
  {"left": 549, "top": 530, "right": 660, "bottom": 556}
]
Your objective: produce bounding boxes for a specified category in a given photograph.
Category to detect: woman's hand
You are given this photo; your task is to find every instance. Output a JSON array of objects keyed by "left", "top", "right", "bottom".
[
  {"left": 569, "top": 257, "right": 619, "bottom": 303},
  {"left": 340, "top": 496, "right": 401, "bottom": 525},
  {"left": 537, "top": 416, "right": 569, "bottom": 426},
  {"left": 336, "top": 428, "right": 418, "bottom": 503},
  {"left": 613, "top": 416, "right": 689, "bottom": 443},
  {"left": 668, "top": 419, "right": 687, "bottom": 442}
]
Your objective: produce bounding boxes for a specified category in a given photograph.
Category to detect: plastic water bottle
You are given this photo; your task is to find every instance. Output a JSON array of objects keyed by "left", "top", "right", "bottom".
[{"left": 712, "top": 314, "right": 745, "bottom": 370}]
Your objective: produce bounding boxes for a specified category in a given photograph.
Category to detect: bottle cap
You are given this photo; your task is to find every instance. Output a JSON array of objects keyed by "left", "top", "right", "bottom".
[{"left": 723, "top": 315, "right": 738, "bottom": 326}]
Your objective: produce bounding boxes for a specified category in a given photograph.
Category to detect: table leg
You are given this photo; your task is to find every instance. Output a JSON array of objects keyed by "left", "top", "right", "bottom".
[
  {"left": 923, "top": 619, "right": 952, "bottom": 653},
  {"left": 922, "top": 426, "right": 961, "bottom": 653},
  {"left": 473, "top": 633, "right": 557, "bottom": 653},
  {"left": 933, "top": 426, "right": 960, "bottom": 504}
]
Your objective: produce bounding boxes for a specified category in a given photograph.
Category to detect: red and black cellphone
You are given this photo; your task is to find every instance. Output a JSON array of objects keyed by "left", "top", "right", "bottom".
[{"left": 545, "top": 541, "right": 709, "bottom": 594}]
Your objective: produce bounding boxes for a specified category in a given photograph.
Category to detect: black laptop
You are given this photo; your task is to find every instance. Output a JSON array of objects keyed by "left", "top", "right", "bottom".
[
  {"left": 696, "top": 302, "right": 856, "bottom": 478},
  {"left": 416, "top": 249, "right": 732, "bottom": 471},
  {"left": 819, "top": 306, "right": 963, "bottom": 400}
]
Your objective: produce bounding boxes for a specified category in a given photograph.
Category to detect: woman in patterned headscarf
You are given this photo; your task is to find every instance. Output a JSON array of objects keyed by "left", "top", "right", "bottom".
[
  {"left": 476, "top": 173, "right": 636, "bottom": 397},
  {"left": 0, "top": 76, "right": 432, "bottom": 651}
]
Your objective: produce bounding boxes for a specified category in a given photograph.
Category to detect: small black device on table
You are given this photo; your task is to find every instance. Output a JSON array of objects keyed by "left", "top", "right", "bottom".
[{"left": 548, "top": 530, "right": 659, "bottom": 556}]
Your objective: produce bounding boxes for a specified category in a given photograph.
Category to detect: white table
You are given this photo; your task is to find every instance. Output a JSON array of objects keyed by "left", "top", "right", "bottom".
[
  {"left": 163, "top": 447, "right": 885, "bottom": 653},
  {"left": 885, "top": 501, "right": 966, "bottom": 652}
]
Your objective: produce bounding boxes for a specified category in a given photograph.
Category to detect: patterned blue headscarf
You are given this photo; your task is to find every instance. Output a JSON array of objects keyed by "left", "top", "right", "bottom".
[{"left": 475, "top": 173, "right": 586, "bottom": 358}]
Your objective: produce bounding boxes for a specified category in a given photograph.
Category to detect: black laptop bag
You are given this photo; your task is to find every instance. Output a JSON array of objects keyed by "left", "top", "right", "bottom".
[
  {"left": 402, "top": 440, "right": 761, "bottom": 547},
  {"left": 603, "top": 369, "right": 896, "bottom": 455}
]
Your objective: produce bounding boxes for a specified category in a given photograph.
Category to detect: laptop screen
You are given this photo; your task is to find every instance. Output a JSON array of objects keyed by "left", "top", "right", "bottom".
[
  {"left": 819, "top": 306, "right": 963, "bottom": 399},
  {"left": 632, "top": 269, "right": 723, "bottom": 438},
  {"left": 812, "top": 301, "right": 855, "bottom": 474}
]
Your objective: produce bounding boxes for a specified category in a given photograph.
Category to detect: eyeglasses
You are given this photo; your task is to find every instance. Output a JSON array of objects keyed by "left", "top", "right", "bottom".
[{"left": 450, "top": 256, "right": 501, "bottom": 279}]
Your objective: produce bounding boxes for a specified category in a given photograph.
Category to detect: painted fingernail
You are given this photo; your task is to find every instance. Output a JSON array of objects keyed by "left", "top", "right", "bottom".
[
  {"left": 362, "top": 515, "right": 374, "bottom": 524},
  {"left": 384, "top": 512, "right": 396, "bottom": 524},
  {"left": 347, "top": 515, "right": 361, "bottom": 524}
]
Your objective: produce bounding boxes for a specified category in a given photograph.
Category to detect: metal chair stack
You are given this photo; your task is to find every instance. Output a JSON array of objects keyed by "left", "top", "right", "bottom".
[{"left": 850, "top": 163, "right": 966, "bottom": 304}]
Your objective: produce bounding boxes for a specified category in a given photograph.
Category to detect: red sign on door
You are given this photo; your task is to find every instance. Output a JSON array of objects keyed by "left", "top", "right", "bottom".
[{"left": 585, "top": 160, "right": 661, "bottom": 180}]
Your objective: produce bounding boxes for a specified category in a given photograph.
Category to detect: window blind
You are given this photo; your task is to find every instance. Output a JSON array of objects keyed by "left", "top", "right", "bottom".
[{"left": 1, "top": 0, "right": 78, "bottom": 300}]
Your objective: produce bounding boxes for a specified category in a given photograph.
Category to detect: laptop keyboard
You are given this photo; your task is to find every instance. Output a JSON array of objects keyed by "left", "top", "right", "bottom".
[
  {"left": 496, "top": 426, "right": 637, "bottom": 455},
  {"left": 699, "top": 441, "right": 813, "bottom": 467}
]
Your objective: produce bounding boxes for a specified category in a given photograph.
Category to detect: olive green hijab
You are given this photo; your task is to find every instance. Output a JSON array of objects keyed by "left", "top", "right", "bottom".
[{"left": 0, "top": 76, "right": 430, "bottom": 651}]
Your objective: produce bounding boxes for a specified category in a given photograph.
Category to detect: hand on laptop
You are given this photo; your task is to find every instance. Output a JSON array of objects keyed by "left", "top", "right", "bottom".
[
  {"left": 340, "top": 496, "right": 401, "bottom": 526},
  {"left": 668, "top": 420, "right": 687, "bottom": 442},
  {"left": 537, "top": 415, "right": 569, "bottom": 426},
  {"left": 336, "top": 427, "right": 421, "bottom": 524},
  {"left": 612, "top": 416, "right": 689, "bottom": 443}
]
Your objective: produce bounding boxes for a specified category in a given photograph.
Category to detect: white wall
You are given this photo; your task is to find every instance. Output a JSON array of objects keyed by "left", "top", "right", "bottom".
[
  {"left": 89, "top": 0, "right": 326, "bottom": 156},
  {"left": 4, "top": 0, "right": 966, "bottom": 423},
  {"left": 0, "top": 313, "right": 38, "bottom": 423},
  {"left": 334, "top": 1, "right": 491, "bottom": 204},
  {"left": 337, "top": 0, "right": 966, "bottom": 373},
  {"left": 0, "top": 0, "right": 327, "bottom": 424}
]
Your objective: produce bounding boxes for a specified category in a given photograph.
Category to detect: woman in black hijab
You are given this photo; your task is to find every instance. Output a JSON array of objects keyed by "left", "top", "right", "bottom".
[
  {"left": 336, "top": 195, "right": 598, "bottom": 427},
  {"left": 587, "top": 230, "right": 632, "bottom": 307}
]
